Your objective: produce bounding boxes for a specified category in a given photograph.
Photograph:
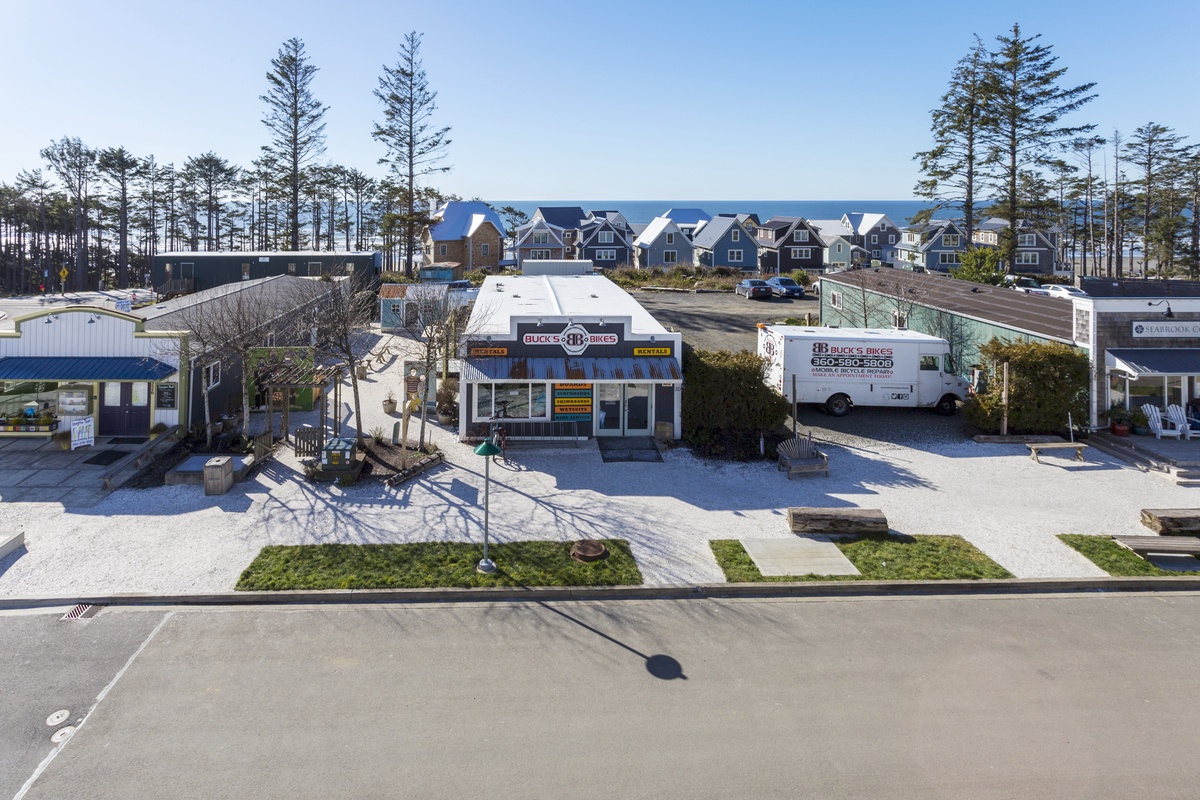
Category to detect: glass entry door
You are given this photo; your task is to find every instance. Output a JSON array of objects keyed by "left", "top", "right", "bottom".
[{"left": 595, "top": 383, "right": 653, "bottom": 436}]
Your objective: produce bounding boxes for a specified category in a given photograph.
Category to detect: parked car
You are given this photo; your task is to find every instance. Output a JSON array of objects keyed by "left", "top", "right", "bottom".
[
  {"left": 1003, "top": 276, "right": 1050, "bottom": 296},
  {"left": 765, "top": 276, "right": 806, "bottom": 298},
  {"left": 1045, "top": 284, "right": 1088, "bottom": 299},
  {"left": 735, "top": 279, "right": 772, "bottom": 300}
]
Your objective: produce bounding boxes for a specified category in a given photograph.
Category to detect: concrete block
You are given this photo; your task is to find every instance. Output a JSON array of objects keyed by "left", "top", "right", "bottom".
[{"left": 0, "top": 531, "right": 25, "bottom": 560}]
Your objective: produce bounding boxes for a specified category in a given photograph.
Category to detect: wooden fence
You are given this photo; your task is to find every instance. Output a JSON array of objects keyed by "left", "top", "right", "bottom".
[
  {"left": 293, "top": 428, "right": 324, "bottom": 457},
  {"left": 252, "top": 431, "right": 274, "bottom": 465}
]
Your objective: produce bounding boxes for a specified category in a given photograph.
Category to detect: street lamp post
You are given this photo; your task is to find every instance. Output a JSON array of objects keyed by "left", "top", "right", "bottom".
[{"left": 473, "top": 439, "right": 501, "bottom": 573}]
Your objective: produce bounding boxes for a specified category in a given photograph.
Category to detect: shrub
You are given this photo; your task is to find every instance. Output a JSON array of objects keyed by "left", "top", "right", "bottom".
[
  {"left": 436, "top": 377, "right": 459, "bottom": 415},
  {"left": 681, "top": 349, "right": 790, "bottom": 459},
  {"left": 963, "top": 338, "right": 1088, "bottom": 434}
]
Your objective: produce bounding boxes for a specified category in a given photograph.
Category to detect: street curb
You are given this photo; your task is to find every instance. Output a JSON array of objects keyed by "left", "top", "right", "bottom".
[{"left": 4, "top": 577, "right": 1200, "bottom": 610}]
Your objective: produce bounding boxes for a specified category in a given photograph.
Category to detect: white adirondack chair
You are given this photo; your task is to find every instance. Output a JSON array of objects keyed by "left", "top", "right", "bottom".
[
  {"left": 1146, "top": 406, "right": 1182, "bottom": 440},
  {"left": 1167, "top": 404, "right": 1194, "bottom": 439}
]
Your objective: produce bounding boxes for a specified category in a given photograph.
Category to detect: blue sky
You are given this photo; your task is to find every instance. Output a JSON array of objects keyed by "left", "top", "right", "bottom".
[{"left": 3, "top": 0, "right": 1197, "bottom": 200}]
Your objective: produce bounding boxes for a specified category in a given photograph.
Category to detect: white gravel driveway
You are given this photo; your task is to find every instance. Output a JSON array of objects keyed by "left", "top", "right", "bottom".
[{"left": 0, "top": 336, "right": 1193, "bottom": 597}]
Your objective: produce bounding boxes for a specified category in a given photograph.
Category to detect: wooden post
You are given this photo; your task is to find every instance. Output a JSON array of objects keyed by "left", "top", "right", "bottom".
[
  {"left": 1001, "top": 361, "right": 1009, "bottom": 436},
  {"left": 791, "top": 374, "right": 797, "bottom": 438}
]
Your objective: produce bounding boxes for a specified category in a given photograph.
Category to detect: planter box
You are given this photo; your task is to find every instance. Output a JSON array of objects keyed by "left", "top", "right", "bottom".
[{"left": 1, "top": 419, "right": 59, "bottom": 433}]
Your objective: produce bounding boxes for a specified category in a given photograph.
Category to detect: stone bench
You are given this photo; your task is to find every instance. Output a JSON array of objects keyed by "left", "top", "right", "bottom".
[
  {"left": 788, "top": 507, "right": 888, "bottom": 536},
  {"left": 1141, "top": 509, "right": 1200, "bottom": 536},
  {"left": 0, "top": 531, "right": 25, "bottom": 560},
  {"left": 1027, "top": 442, "right": 1088, "bottom": 464}
]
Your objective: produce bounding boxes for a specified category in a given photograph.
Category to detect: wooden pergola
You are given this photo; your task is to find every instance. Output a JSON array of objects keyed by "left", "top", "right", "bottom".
[{"left": 256, "top": 360, "right": 344, "bottom": 450}]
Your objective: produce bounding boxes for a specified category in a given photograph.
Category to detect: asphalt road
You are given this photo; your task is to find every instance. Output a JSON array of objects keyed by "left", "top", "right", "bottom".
[
  {"left": 9, "top": 593, "right": 1200, "bottom": 799},
  {"left": 631, "top": 290, "right": 819, "bottom": 353}
]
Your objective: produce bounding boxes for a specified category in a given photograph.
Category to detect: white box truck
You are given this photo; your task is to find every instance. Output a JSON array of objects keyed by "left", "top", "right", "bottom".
[{"left": 757, "top": 325, "right": 971, "bottom": 416}]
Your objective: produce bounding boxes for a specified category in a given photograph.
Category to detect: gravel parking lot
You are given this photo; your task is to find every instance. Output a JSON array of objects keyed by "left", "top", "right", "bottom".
[{"left": 631, "top": 289, "right": 819, "bottom": 353}]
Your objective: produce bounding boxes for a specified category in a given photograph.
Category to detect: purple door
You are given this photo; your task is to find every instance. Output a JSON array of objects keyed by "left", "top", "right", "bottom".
[{"left": 99, "top": 382, "right": 151, "bottom": 436}]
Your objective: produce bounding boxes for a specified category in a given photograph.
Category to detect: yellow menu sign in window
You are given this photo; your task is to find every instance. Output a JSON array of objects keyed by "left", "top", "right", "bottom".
[{"left": 633, "top": 347, "right": 671, "bottom": 356}]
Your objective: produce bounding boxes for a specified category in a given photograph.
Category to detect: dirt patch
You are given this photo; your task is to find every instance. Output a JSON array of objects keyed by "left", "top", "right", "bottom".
[{"left": 360, "top": 440, "right": 438, "bottom": 480}]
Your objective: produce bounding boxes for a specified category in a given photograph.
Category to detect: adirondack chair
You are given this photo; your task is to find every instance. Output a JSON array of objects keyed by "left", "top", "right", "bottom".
[
  {"left": 1146, "top": 406, "right": 1182, "bottom": 440},
  {"left": 777, "top": 432, "right": 829, "bottom": 479},
  {"left": 1166, "top": 405, "right": 1194, "bottom": 439}
]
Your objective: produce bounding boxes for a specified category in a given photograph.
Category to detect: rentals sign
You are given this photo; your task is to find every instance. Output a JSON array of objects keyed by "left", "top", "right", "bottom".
[{"left": 522, "top": 323, "right": 617, "bottom": 355}]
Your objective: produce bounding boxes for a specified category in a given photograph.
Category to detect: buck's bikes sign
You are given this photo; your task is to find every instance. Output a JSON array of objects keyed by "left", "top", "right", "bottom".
[{"left": 522, "top": 323, "right": 617, "bottom": 355}]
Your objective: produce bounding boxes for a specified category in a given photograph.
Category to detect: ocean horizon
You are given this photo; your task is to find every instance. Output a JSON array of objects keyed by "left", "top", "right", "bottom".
[{"left": 490, "top": 200, "right": 929, "bottom": 227}]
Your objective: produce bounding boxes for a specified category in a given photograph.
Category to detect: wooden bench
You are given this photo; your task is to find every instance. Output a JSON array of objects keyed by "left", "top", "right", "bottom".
[
  {"left": 1112, "top": 535, "right": 1200, "bottom": 557},
  {"left": 1141, "top": 509, "right": 1200, "bottom": 536},
  {"left": 1027, "top": 442, "right": 1088, "bottom": 464},
  {"left": 777, "top": 435, "right": 829, "bottom": 479},
  {"left": 788, "top": 507, "right": 887, "bottom": 535}
]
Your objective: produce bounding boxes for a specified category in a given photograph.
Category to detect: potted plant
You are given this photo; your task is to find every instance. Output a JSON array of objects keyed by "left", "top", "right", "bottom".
[
  {"left": 436, "top": 378, "right": 459, "bottom": 425},
  {"left": 382, "top": 390, "right": 398, "bottom": 414},
  {"left": 1129, "top": 406, "right": 1151, "bottom": 436},
  {"left": 1106, "top": 405, "right": 1131, "bottom": 437}
]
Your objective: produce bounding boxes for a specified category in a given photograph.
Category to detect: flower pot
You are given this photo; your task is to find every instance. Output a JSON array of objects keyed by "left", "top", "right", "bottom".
[
  {"left": 437, "top": 412, "right": 455, "bottom": 425},
  {"left": 1132, "top": 425, "right": 1151, "bottom": 436},
  {"left": 382, "top": 400, "right": 398, "bottom": 414},
  {"left": 1110, "top": 422, "right": 1130, "bottom": 437}
]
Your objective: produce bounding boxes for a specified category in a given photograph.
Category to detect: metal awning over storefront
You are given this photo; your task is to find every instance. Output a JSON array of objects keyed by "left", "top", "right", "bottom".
[
  {"left": 0, "top": 356, "right": 177, "bottom": 382},
  {"left": 1106, "top": 349, "right": 1200, "bottom": 377},
  {"left": 463, "top": 357, "right": 681, "bottom": 383}
]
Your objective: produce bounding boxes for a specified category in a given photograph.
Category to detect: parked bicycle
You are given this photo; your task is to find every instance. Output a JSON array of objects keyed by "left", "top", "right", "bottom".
[{"left": 489, "top": 402, "right": 509, "bottom": 461}]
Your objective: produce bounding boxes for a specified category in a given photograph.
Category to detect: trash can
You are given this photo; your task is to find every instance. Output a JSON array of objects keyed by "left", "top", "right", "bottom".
[{"left": 204, "top": 456, "right": 234, "bottom": 495}]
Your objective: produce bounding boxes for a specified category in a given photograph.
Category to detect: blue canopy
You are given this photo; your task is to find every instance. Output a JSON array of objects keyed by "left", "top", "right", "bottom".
[{"left": 0, "top": 356, "right": 177, "bottom": 382}]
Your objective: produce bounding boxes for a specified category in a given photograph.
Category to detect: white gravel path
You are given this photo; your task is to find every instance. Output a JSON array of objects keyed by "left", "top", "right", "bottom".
[{"left": 0, "top": 333, "right": 1194, "bottom": 596}]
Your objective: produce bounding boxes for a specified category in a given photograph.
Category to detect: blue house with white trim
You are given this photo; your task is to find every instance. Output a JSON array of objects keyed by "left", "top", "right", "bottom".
[{"left": 691, "top": 216, "right": 756, "bottom": 271}]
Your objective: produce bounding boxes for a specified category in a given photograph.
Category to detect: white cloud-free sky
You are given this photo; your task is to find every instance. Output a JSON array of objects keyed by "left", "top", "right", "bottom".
[{"left": 3, "top": 0, "right": 1197, "bottom": 200}]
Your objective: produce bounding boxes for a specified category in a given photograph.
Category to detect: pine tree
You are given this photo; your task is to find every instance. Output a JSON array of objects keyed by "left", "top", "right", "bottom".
[
  {"left": 983, "top": 24, "right": 1096, "bottom": 269},
  {"left": 914, "top": 36, "right": 991, "bottom": 245},
  {"left": 261, "top": 37, "right": 328, "bottom": 252},
  {"left": 373, "top": 31, "right": 451, "bottom": 277},
  {"left": 97, "top": 147, "right": 144, "bottom": 289},
  {"left": 40, "top": 137, "right": 96, "bottom": 289},
  {"left": 1123, "top": 123, "right": 1188, "bottom": 277}
]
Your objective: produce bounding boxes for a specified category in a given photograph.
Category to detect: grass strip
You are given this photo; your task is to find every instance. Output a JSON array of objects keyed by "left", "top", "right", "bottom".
[
  {"left": 236, "top": 540, "right": 642, "bottom": 590},
  {"left": 1058, "top": 534, "right": 1200, "bottom": 577},
  {"left": 710, "top": 535, "right": 1014, "bottom": 582}
]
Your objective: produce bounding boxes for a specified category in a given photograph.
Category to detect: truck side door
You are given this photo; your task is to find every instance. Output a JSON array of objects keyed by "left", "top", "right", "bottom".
[{"left": 917, "top": 351, "right": 943, "bottom": 405}]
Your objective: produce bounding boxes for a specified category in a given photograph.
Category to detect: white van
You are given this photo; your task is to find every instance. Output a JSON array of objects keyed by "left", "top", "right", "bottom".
[{"left": 757, "top": 325, "right": 971, "bottom": 416}]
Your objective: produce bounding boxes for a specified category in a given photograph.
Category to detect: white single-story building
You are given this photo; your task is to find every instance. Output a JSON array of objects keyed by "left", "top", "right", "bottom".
[{"left": 459, "top": 274, "right": 682, "bottom": 441}]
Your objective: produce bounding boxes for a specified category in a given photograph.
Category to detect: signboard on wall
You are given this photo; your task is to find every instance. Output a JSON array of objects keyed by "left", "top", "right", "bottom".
[
  {"left": 552, "top": 383, "right": 593, "bottom": 421},
  {"left": 633, "top": 347, "right": 671, "bottom": 356},
  {"left": 1131, "top": 320, "right": 1200, "bottom": 338},
  {"left": 522, "top": 324, "right": 618, "bottom": 355},
  {"left": 469, "top": 347, "right": 508, "bottom": 356},
  {"left": 155, "top": 382, "right": 178, "bottom": 409},
  {"left": 70, "top": 417, "right": 95, "bottom": 450}
]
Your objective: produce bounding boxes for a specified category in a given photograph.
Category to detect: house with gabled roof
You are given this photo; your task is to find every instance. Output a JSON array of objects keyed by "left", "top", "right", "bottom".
[
  {"left": 842, "top": 212, "right": 900, "bottom": 262},
  {"left": 973, "top": 218, "right": 1063, "bottom": 276},
  {"left": 423, "top": 201, "right": 507, "bottom": 271},
  {"left": 577, "top": 215, "right": 633, "bottom": 268},
  {"left": 889, "top": 220, "right": 968, "bottom": 273},
  {"left": 588, "top": 210, "right": 633, "bottom": 238},
  {"left": 662, "top": 208, "right": 712, "bottom": 241},
  {"left": 634, "top": 216, "right": 694, "bottom": 269},
  {"left": 514, "top": 218, "right": 569, "bottom": 267},
  {"left": 532, "top": 207, "right": 588, "bottom": 258},
  {"left": 809, "top": 219, "right": 863, "bottom": 269},
  {"left": 756, "top": 216, "right": 825, "bottom": 274},
  {"left": 691, "top": 215, "right": 756, "bottom": 271}
]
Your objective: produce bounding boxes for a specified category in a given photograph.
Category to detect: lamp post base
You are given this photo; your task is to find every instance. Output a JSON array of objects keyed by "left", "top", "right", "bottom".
[{"left": 476, "top": 558, "right": 497, "bottom": 574}]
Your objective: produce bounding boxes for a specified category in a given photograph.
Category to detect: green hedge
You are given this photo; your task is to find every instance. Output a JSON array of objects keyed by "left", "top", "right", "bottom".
[
  {"left": 682, "top": 349, "right": 790, "bottom": 459},
  {"left": 963, "top": 339, "right": 1088, "bottom": 434}
]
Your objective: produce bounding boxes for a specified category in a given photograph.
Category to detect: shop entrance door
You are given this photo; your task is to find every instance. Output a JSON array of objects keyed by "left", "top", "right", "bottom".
[
  {"left": 99, "top": 382, "right": 151, "bottom": 436},
  {"left": 595, "top": 383, "right": 653, "bottom": 436}
]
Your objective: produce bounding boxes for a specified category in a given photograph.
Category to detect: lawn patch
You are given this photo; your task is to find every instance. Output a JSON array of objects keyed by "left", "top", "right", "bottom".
[
  {"left": 1058, "top": 534, "right": 1200, "bottom": 577},
  {"left": 236, "top": 540, "right": 642, "bottom": 590},
  {"left": 710, "top": 535, "right": 1013, "bottom": 582}
]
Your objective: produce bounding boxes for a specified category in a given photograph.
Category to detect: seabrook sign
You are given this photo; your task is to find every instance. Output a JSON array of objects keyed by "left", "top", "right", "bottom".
[
  {"left": 522, "top": 323, "right": 617, "bottom": 355},
  {"left": 1132, "top": 320, "right": 1200, "bottom": 339}
]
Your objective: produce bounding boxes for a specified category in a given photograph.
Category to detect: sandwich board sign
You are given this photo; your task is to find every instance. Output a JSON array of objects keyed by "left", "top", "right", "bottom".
[{"left": 71, "top": 417, "right": 95, "bottom": 450}]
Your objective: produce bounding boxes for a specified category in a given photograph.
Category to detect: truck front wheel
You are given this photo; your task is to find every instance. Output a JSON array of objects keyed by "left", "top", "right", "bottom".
[
  {"left": 825, "top": 394, "right": 851, "bottom": 417},
  {"left": 935, "top": 394, "right": 958, "bottom": 416}
]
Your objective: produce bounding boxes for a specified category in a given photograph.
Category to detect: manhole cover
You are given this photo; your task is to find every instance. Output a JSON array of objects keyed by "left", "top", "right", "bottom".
[
  {"left": 570, "top": 540, "right": 608, "bottom": 562},
  {"left": 50, "top": 726, "right": 74, "bottom": 744},
  {"left": 46, "top": 709, "right": 70, "bottom": 726}
]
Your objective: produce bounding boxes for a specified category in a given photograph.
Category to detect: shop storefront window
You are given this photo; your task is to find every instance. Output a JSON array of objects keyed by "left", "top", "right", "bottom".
[
  {"left": 474, "top": 383, "right": 549, "bottom": 420},
  {"left": 1, "top": 381, "right": 59, "bottom": 418},
  {"left": 1127, "top": 375, "right": 1164, "bottom": 409}
]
